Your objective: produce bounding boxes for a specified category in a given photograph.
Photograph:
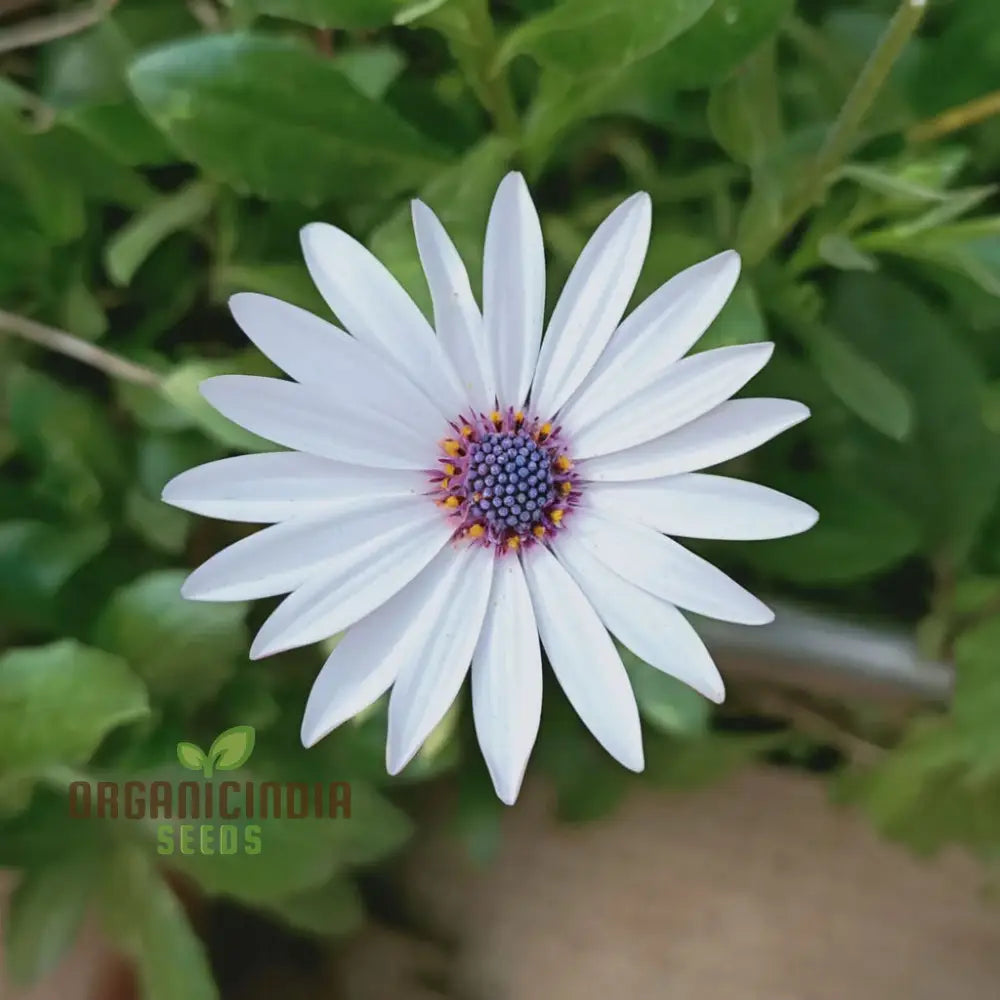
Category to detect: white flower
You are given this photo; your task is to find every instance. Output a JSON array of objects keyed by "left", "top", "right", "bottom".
[{"left": 162, "top": 173, "right": 816, "bottom": 804}]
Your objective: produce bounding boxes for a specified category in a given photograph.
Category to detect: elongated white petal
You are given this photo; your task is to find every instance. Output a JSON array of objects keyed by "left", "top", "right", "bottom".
[
  {"left": 301, "top": 547, "right": 480, "bottom": 748},
  {"left": 230, "top": 294, "right": 452, "bottom": 436},
  {"left": 229, "top": 293, "right": 350, "bottom": 387},
  {"left": 530, "top": 193, "right": 651, "bottom": 416},
  {"left": 572, "top": 509, "right": 773, "bottom": 626},
  {"left": 558, "top": 250, "right": 740, "bottom": 433},
  {"left": 180, "top": 496, "right": 430, "bottom": 602},
  {"left": 411, "top": 200, "right": 495, "bottom": 411},
  {"left": 199, "top": 375, "right": 443, "bottom": 470},
  {"left": 572, "top": 342, "right": 775, "bottom": 459},
  {"left": 162, "top": 452, "right": 429, "bottom": 523},
  {"left": 483, "top": 172, "right": 545, "bottom": 408},
  {"left": 588, "top": 474, "right": 819, "bottom": 540},
  {"left": 577, "top": 398, "right": 810, "bottom": 482},
  {"left": 249, "top": 512, "right": 453, "bottom": 658},
  {"left": 300, "top": 222, "right": 468, "bottom": 416},
  {"left": 554, "top": 532, "right": 724, "bottom": 703},
  {"left": 387, "top": 544, "right": 493, "bottom": 774},
  {"left": 471, "top": 557, "right": 542, "bottom": 805},
  {"left": 521, "top": 544, "right": 643, "bottom": 771}
]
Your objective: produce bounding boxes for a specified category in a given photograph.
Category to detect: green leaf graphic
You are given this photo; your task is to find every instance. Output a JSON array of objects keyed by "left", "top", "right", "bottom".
[
  {"left": 176, "top": 742, "right": 206, "bottom": 772},
  {"left": 208, "top": 725, "right": 256, "bottom": 773}
]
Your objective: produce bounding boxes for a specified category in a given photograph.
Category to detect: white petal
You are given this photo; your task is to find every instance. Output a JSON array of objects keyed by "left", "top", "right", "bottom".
[
  {"left": 199, "top": 375, "right": 443, "bottom": 470},
  {"left": 558, "top": 250, "right": 740, "bottom": 433},
  {"left": 521, "top": 543, "right": 643, "bottom": 771},
  {"left": 249, "top": 512, "right": 453, "bottom": 658},
  {"left": 180, "top": 496, "right": 433, "bottom": 602},
  {"left": 571, "top": 342, "right": 775, "bottom": 459},
  {"left": 300, "top": 222, "right": 468, "bottom": 416},
  {"left": 162, "top": 452, "right": 429, "bottom": 523},
  {"left": 530, "top": 193, "right": 651, "bottom": 417},
  {"left": 471, "top": 557, "right": 542, "bottom": 805},
  {"left": 572, "top": 508, "right": 773, "bottom": 626},
  {"left": 483, "top": 172, "right": 545, "bottom": 408},
  {"left": 386, "top": 544, "right": 494, "bottom": 774},
  {"left": 411, "top": 200, "right": 495, "bottom": 411},
  {"left": 577, "top": 398, "right": 810, "bottom": 482},
  {"left": 228, "top": 293, "right": 351, "bottom": 387},
  {"left": 588, "top": 474, "right": 819, "bottom": 540},
  {"left": 553, "top": 532, "right": 724, "bottom": 703}
]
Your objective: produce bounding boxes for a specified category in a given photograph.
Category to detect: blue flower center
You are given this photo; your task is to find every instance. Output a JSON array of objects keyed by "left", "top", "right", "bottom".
[{"left": 465, "top": 431, "right": 555, "bottom": 532}]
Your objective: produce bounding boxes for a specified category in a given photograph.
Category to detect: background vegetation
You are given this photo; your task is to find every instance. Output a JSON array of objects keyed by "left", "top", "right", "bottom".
[{"left": 2, "top": 0, "right": 1000, "bottom": 996}]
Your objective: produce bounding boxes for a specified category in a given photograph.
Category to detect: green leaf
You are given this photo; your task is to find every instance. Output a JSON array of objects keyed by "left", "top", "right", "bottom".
[
  {"left": 128, "top": 33, "right": 445, "bottom": 204},
  {"left": 800, "top": 323, "right": 913, "bottom": 440},
  {"left": 0, "top": 115, "right": 85, "bottom": 244},
  {"left": 92, "top": 570, "right": 248, "bottom": 710},
  {"left": 160, "top": 360, "right": 277, "bottom": 452},
  {"left": 105, "top": 180, "right": 215, "bottom": 286},
  {"left": 745, "top": 478, "right": 921, "bottom": 584},
  {"left": 499, "top": 0, "right": 714, "bottom": 76},
  {"left": 257, "top": 878, "right": 365, "bottom": 937},
  {"left": 100, "top": 846, "right": 219, "bottom": 1000},
  {"left": 620, "top": 646, "right": 710, "bottom": 737},
  {"left": 244, "top": 0, "right": 399, "bottom": 29},
  {"left": 63, "top": 100, "right": 176, "bottom": 166},
  {"left": 333, "top": 45, "right": 407, "bottom": 100},
  {"left": 0, "top": 520, "right": 109, "bottom": 627},
  {"left": 161, "top": 777, "right": 411, "bottom": 902},
  {"left": 213, "top": 262, "right": 328, "bottom": 315},
  {"left": 629, "top": 0, "right": 793, "bottom": 91},
  {"left": 176, "top": 742, "right": 207, "bottom": 771},
  {"left": 3, "top": 856, "right": 99, "bottom": 987},
  {"left": 0, "top": 640, "right": 149, "bottom": 773},
  {"left": 830, "top": 274, "right": 1000, "bottom": 560},
  {"left": 6, "top": 366, "right": 126, "bottom": 515},
  {"left": 209, "top": 725, "right": 256, "bottom": 771},
  {"left": 816, "top": 233, "right": 878, "bottom": 272}
]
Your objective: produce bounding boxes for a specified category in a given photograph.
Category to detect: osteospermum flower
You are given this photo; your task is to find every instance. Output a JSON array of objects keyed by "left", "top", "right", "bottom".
[{"left": 163, "top": 173, "right": 816, "bottom": 804}]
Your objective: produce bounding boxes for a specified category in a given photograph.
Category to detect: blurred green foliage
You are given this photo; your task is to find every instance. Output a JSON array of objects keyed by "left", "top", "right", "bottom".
[{"left": 3, "top": 0, "right": 1000, "bottom": 995}]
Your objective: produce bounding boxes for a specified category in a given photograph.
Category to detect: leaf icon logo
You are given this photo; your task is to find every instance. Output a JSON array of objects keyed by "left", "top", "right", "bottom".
[{"left": 176, "top": 725, "right": 255, "bottom": 778}]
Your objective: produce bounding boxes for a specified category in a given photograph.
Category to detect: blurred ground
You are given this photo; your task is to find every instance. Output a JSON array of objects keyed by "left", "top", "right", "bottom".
[
  {"left": 5, "top": 765, "right": 1000, "bottom": 1000},
  {"left": 380, "top": 766, "right": 1000, "bottom": 1000}
]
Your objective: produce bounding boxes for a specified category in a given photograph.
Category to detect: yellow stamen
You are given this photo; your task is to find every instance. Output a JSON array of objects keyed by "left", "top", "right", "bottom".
[
  {"left": 443, "top": 496, "right": 460, "bottom": 509},
  {"left": 460, "top": 425, "right": 473, "bottom": 438},
  {"left": 439, "top": 477, "right": 450, "bottom": 490},
  {"left": 443, "top": 463, "right": 456, "bottom": 475},
  {"left": 490, "top": 410, "right": 503, "bottom": 426},
  {"left": 560, "top": 481, "right": 572, "bottom": 495},
  {"left": 468, "top": 523, "right": 485, "bottom": 538},
  {"left": 506, "top": 536, "right": 520, "bottom": 550},
  {"left": 442, "top": 439, "right": 462, "bottom": 457},
  {"left": 515, "top": 410, "right": 525, "bottom": 425},
  {"left": 550, "top": 509, "right": 564, "bottom": 524},
  {"left": 533, "top": 525, "right": 546, "bottom": 538},
  {"left": 538, "top": 422, "right": 552, "bottom": 440},
  {"left": 555, "top": 455, "right": 572, "bottom": 472}
]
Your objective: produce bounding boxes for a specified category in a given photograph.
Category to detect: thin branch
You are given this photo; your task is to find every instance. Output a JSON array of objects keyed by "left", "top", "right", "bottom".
[
  {"left": 0, "top": 309, "right": 161, "bottom": 387},
  {"left": 0, "top": 0, "right": 118, "bottom": 56},
  {"left": 909, "top": 88, "right": 1000, "bottom": 144}
]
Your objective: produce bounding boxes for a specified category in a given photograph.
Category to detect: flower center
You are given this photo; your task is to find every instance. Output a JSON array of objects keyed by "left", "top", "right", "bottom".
[{"left": 432, "top": 409, "right": 578, "bottom": 552}]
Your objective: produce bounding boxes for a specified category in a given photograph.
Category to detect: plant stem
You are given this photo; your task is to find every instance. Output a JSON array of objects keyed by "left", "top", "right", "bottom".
[
  {"left": 459, "top": 0, "right": 520, "bottom": 145},
  {"left": 909, "top": 88, "right": 1000, "bottom": 144},
  {"left": 0, "top": 309, "right": 161, "bottom": 387},
  {"left": 0, "top": 0, "right": 118, "bottom": 55},
  {"left": 740, "top": 0, "right": 927, "bottom": 265}
]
